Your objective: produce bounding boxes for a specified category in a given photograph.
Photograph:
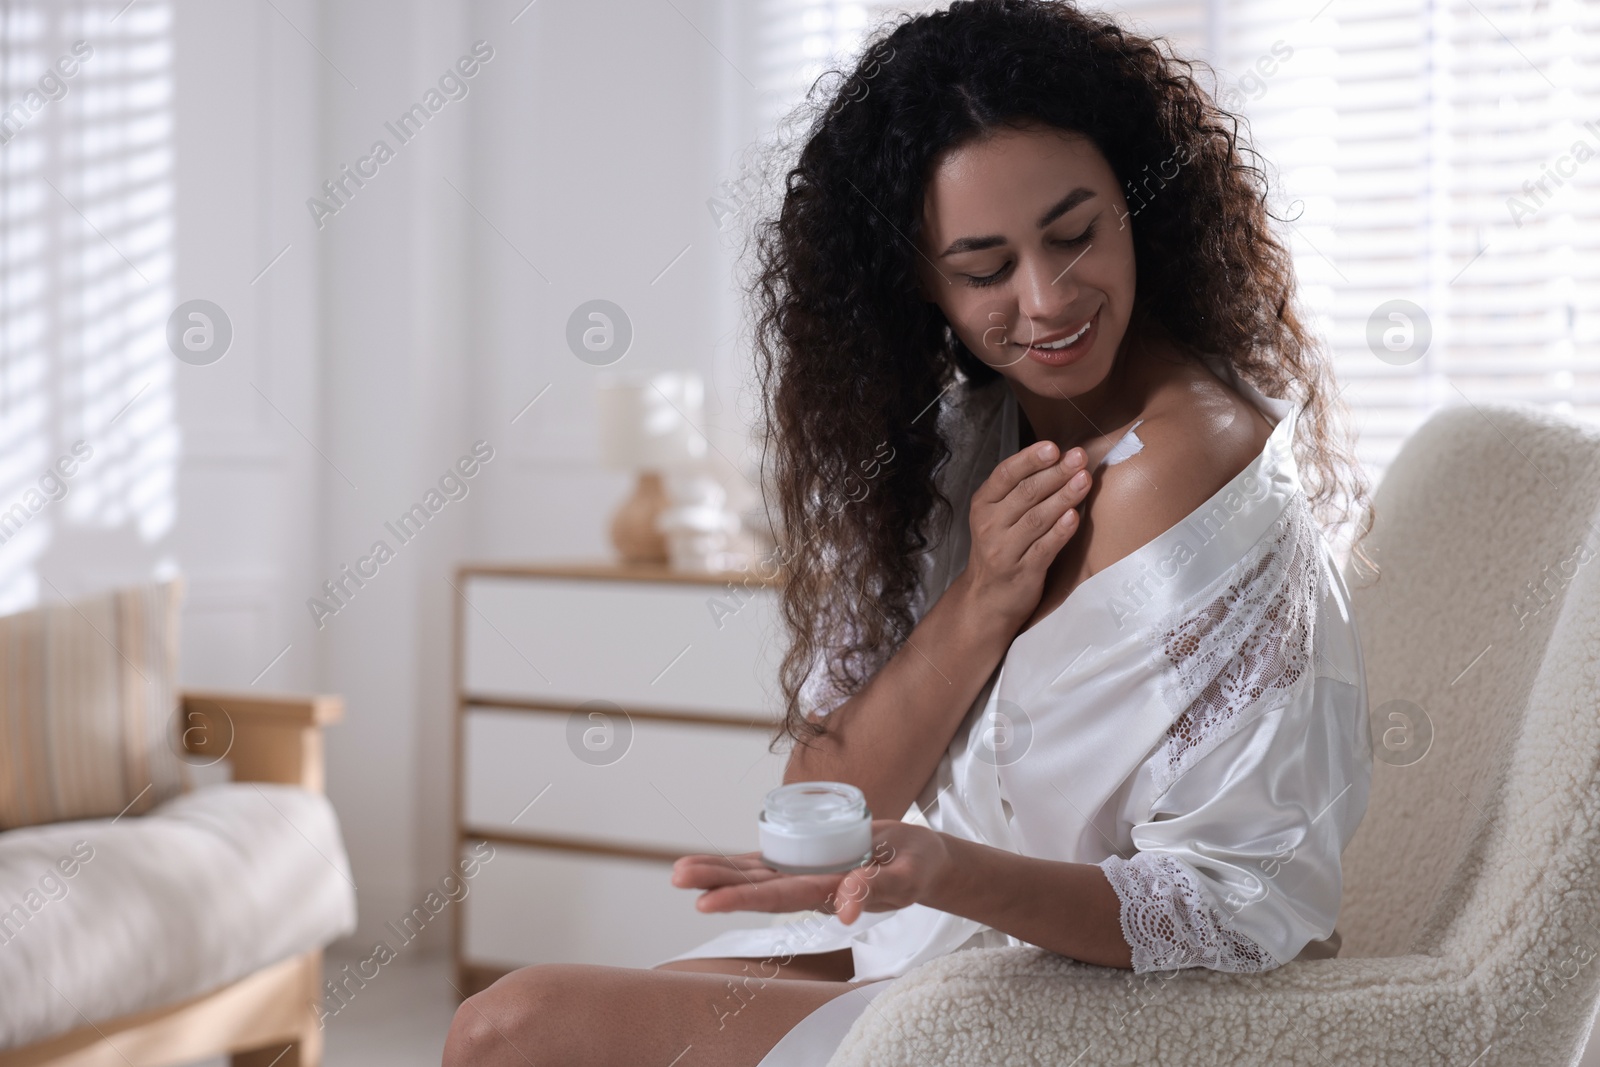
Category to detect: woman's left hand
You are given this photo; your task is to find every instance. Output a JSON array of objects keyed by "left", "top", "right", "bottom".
[{"left": 670, "top": 819, "right": 949, "bottom": 925}]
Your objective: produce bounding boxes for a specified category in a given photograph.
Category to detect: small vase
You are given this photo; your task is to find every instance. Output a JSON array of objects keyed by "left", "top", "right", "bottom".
[{"left": 610, "top": 470, "right": 670, "bottom": 564}]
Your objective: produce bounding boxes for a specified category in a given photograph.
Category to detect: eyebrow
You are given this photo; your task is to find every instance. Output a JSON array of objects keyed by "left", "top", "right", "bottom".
[{"left": 937, "top": 187, "right": 1098, "bottom": 257}]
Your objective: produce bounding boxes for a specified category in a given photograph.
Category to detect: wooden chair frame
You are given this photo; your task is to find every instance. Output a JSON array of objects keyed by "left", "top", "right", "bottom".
[{"left": 0, "top": 690, "right": 345, "bottom": 1067}]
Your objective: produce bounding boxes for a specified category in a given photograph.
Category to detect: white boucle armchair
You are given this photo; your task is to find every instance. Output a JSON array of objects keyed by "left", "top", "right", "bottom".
[{"left": 825, "top": 402, "right": 1600, "bottom": 1067}]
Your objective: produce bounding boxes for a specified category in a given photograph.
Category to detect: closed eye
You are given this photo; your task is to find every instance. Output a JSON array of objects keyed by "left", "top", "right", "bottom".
[{"left": 961, "top": 223, "right": 1098, "bottom": 288}]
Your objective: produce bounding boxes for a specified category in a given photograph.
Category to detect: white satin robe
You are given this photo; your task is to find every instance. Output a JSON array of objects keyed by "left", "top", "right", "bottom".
[{"left": 654, "top": 366, "right": 1373, "bottom": 984}]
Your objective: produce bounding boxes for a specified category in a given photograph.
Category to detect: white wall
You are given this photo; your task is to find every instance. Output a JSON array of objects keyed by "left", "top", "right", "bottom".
[
  {"left": 181, "top": 0, "right": 756, "bottom": 952},
  {"left": 309, "top": 0, "right": 475, "bottom": 952},
  {"left": 170, "top": 0, "right": 322, "bottom": 696},
  {"left": 472, "top": 0, "right": 757, "bottom": 567}
]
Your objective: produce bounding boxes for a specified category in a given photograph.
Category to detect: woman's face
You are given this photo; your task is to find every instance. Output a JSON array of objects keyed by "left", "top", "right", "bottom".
[{"left": 915, "top": 123, "right": 1138, "bottom": 402}]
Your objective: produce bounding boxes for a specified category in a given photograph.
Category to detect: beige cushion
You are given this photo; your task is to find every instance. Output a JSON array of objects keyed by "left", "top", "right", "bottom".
[
  {"left": 0, "top": 782, "right": 357, "bottom": 1050},
  {"left": 0, "top": 580, "right": 189, "bottom": 829}
]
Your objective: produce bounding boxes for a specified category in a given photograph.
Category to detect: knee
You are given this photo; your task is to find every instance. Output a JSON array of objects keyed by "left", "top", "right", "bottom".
[
  {"left": 443, "top": 966, "right": 573, "bottom": 1067},
  {"left": 442, "top": 994, "right": 497, "bottom": 1067},
  {"left": 443, "top": 991, "right": 504, "bottom": 1067}
]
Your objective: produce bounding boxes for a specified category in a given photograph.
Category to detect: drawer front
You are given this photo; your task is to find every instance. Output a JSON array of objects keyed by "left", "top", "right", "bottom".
[
  {"left": 462, "top": 841, "right": 782, "bottom": 970},
  {"left": 461, "top": 576, "right": 782, "bottom": 718},
  {"left": 463, "top": 706, "right": 787, "bottom": 854}
]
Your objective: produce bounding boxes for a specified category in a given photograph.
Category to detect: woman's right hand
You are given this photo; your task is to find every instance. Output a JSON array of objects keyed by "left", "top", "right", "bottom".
[{"left": 959, "top": 439, "right": 1092, "bottom": 633}]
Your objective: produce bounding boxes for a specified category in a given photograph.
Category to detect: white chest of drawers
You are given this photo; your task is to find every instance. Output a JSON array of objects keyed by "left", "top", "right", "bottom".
[{"left": 451, "top": 561, "right": 790, "bottom": 993}]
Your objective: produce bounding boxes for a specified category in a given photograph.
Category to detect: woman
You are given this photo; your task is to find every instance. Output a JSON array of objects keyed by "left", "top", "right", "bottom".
[{"left": 443, "top": 1, "right": 1376, "bottom": 1064}]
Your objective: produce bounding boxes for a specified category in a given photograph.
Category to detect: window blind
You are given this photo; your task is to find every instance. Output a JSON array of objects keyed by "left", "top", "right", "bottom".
[
  {"left": 747, "top": 0, "right": 1597, "bottom": 504},
  {"left": 1227, "top": 0, "right": 1600, "bottom": 487}
]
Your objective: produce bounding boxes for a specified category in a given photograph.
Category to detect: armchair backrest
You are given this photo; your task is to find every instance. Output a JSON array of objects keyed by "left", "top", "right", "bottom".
[{"left": 1339, "top": 402, "right": 1600, "bottom": 981}]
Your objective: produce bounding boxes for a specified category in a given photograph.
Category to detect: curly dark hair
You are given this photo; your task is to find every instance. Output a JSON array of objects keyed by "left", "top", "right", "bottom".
[{"left": 740, "top": 0, "right": 1374, "bottom": 752}]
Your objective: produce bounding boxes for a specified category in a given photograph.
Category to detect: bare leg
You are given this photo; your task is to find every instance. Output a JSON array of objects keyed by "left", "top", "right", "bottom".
[{"left": 442, "top": 961, "right": 863, "bottom": 1067}]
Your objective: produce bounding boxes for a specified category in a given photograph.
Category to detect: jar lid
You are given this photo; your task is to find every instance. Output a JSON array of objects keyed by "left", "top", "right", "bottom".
[{"left": 762, "top": 781, "right": 868, "bottom": 831}]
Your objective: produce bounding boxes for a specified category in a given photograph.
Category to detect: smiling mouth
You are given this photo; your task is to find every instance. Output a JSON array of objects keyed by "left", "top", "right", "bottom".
[{"left": 1020, "top": 318, "right": 1093, "bottom": 350}]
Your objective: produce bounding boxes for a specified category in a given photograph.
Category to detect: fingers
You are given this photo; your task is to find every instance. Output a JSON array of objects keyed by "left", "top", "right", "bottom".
[
  {"left": 693, "top": 873, "right": 845, "bottom": 915},
  {"left": 983, "top": 448, "right": 1089, "bottom": 533},
  {"left": 1020, "top": 496, "right": 1083, "bottom": 567},
  {"left": 683, "top": 839, "right": 902, "bottom": 918},
  {"left": 672, "top": 850, "right": 767, "bottom": 870},
  {"left": 670, "top": 852, "right": 780, "bottom": 889},
  {"left": 672, "top": 865, "right": 781, "bottom": 890},
  {"left": 1025, "top": 467, "right": 1091, "bottom": 531},
  {"left": 1017, "top": 460, "right": 1091, "bottom": 529},
  {"left": 831, "top": 869, "right": 872, "bottom": 925},
  {"left": 994, "top": 463, "right": 1091, "bottom": 567},
  {"left": 973, "top": 440, "right": 1082, "bottom": 507}
]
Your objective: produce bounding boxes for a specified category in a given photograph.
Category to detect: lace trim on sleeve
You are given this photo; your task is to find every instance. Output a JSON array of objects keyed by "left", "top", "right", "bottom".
[
  {"left": 1142, "top": 492, "right": 1327, "bottom": 798},
  {"left": 1098, "top": 851, "right": 1278, "bottom": 974}
]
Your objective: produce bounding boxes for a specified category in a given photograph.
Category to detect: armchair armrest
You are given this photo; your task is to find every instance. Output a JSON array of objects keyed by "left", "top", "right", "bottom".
[
  {"left": 178, "top": 690, "right": 344, "bottom": 793},
  {"left": 828, "top": 946, "right": 1487, "bottom": 1066}
]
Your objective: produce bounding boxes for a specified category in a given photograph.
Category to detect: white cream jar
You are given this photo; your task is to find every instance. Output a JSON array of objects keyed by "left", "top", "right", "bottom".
[{"left": 758, "top": 781, "right": 874, "bottom": 874}]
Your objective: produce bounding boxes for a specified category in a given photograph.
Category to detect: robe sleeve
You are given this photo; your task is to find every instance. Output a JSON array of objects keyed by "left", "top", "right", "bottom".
[
  {"left": 1094, "top": 497, "right": 1372, "bottom": 974},
  {"left": 1095, "top": 671, "right": 1367, "bottom": 972}
]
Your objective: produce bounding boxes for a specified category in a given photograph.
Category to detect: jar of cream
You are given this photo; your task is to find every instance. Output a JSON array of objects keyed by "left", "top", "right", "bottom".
[{"left": 758, "top": 781, "right": 874, "bottom": 874}]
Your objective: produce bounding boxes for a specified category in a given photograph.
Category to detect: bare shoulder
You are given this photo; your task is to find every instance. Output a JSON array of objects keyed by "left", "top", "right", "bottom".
[{"left": 1080, "top": 360, "right": 1274, "bottom": 577}]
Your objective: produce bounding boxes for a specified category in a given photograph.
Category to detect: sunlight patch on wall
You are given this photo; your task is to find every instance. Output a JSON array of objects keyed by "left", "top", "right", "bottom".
[{"left": 0, "top": 0, "right": 175, "bottom": 615}]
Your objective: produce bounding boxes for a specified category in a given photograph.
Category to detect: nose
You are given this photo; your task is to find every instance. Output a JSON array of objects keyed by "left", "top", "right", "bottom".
[{"left": 1015, "top": 253, "right": 1082, "bottom": 334}]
